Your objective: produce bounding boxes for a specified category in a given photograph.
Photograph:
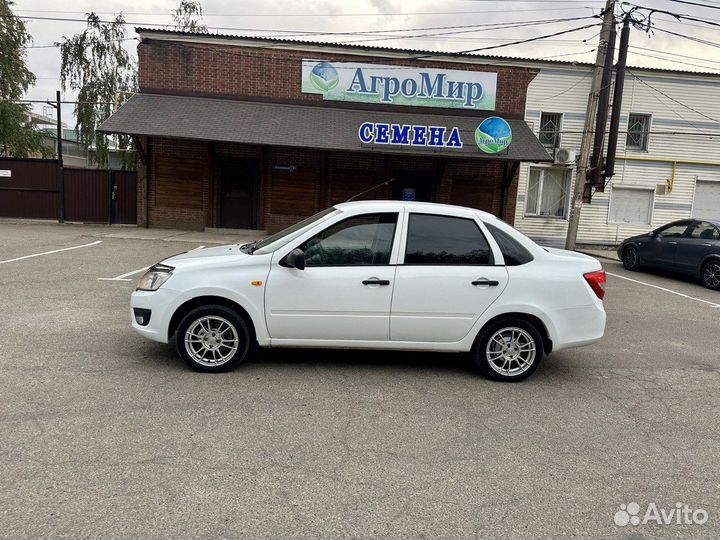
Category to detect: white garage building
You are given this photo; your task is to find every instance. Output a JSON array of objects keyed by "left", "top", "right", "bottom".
[{"left": 515, "top": 63, "right": 720, "bottom": 247}]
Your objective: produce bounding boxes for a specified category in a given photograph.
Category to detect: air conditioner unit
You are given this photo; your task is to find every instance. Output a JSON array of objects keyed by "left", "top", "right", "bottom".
[{"left": 553, "top": 147, "right": 576, "bottom": 164}]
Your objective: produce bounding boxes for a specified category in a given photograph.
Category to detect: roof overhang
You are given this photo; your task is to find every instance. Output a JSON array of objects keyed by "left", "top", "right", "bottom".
[{"left": 99, "top": 93, "right": 553, "bottom": 162}]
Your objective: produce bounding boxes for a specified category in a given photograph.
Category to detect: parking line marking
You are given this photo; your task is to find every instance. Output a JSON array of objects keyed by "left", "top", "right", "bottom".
[
  {"left": 0, "top": 240, "right": 102, "bottom": 265},
  {"left": 97, "top": 245, "right": 206, "bottom": 281},
  {"left": 606, "top": 271, "right": 720, "bottom": 308}
]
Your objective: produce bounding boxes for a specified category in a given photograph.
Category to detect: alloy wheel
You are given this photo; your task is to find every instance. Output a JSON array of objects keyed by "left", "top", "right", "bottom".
[
  {"left": 184, "top": 315, "right": 239, "bottom": 367},
  {"left": 703, "top": 262, "right": 720, "bottom": 289},
  {"left": 623, "top": 247, "right": 638, "bottom": 270},
  {"left": 485, "top": 327, "right": 537, "bottom": 377}
]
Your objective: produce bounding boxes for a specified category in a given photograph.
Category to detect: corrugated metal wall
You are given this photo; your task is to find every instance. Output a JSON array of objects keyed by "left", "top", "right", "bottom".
[{"left": 0, "top": 158, "right": 137, "bottom": 224}]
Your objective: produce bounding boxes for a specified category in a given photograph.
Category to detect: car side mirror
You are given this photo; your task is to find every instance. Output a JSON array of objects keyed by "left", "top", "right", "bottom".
[{"left": 280, "top": 248, "right": 305, "bottom": 270}]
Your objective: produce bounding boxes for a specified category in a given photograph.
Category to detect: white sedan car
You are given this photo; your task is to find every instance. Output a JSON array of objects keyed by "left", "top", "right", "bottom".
[{"left": 131, "top": 201, "right": 606, "bottom": 381}]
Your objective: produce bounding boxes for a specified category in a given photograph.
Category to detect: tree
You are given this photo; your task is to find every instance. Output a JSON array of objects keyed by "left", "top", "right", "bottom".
[
  {"left": 58, "top": 13, "right": 137, "bottom": 169},
  {"left": 172, "top": 0, "right": 207, "bottom": 33},
  {"left": 0, "top": 0, "right": 51, "bottom": 157}
]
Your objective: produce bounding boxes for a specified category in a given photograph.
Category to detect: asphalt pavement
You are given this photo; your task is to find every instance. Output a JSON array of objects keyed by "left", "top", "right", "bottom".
[{"left": 1, "top": 222, "right": 719, "bottom": 539}]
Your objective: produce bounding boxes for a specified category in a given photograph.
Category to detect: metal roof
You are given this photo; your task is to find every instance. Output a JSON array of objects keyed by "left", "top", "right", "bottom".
[
  {"left": 135, "top": 28, "right": 720, "bottom": 78},
  {"left": 98, "top": 93, "right": 552, "bottom": 162}
]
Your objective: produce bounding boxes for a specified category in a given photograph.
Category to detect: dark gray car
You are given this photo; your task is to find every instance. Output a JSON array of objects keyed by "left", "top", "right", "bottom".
[{"left": 617, "top": 219, "right": 720, "bottom": 290}]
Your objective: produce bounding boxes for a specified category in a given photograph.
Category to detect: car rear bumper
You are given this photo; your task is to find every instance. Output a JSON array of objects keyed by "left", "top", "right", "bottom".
[{"left": 548, "top": 302, "right": 606, "bottom": 351}]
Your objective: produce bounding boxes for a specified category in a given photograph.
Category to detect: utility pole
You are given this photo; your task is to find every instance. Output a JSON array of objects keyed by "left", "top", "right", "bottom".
[
  {"left": 55, "top": 90, "right": 65, "bottom": 223},
  {"left": 565, "top": 0, "right": 616, "bottom": 250}
]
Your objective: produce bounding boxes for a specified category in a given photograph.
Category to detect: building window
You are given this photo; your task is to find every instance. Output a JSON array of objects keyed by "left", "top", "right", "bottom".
[
  {"left": 539, "top": 112, "right": 562, "bottom": 148},
  {"left": 525, "top": 168, "right": 571, "bottom": 218},
  {"left": 626, "top": 114, "right": 651, "bottom": 151},
  {"left": 609, "top": 187, "right": 654, "bottom": 225}
]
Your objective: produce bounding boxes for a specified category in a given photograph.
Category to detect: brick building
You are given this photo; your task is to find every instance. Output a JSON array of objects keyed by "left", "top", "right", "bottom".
[{"left": 100, "top": 30, "right": 551, "bottom": 232}]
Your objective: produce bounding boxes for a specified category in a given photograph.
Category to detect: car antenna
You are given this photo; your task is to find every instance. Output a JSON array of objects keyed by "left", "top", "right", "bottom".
[{"left": 345, "top": 178, "right": 396, "bottom": 202}]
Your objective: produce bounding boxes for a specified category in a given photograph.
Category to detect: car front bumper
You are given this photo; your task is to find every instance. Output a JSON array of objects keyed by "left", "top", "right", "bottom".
[{"left": 130, "top": 288, "right": 180, "bottom": 343}]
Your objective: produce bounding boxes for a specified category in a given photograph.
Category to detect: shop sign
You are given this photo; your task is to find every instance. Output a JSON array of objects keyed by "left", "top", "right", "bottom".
[
  {"left": 358, "top": 117, "right": 513, "bottom": 154},
  {"left": 302, "top": 60, "right": 497, "bottom": 111},
  {"left": 358, "top": 122, "right": 463, "bottom": 148}
]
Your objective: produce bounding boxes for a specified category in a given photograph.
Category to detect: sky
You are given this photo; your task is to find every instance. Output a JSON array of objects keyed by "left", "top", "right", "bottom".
[{"left": 13, "top": 0, "right": 720, "bottom": 126}]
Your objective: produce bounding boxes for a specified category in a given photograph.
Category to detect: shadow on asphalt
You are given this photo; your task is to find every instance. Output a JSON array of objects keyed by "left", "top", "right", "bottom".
[{"left": 137, "top": 336, "right": 577, "bottom": 383}]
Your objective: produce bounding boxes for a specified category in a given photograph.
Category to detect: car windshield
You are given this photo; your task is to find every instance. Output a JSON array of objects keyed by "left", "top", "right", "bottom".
[{"left": 251, "top": 207, "right": 341, "bottom": 254}]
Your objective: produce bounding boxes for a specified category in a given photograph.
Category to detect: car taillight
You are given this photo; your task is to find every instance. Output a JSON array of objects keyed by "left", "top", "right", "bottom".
[{"left": 583, "top": 270, "right": 606, "bottom": 300}]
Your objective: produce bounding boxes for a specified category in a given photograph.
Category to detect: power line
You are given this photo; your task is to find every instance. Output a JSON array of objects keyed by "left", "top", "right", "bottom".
[
  {"left": 664, "top": 0, "right": 720, "bottom": 10},
  {"left": 628, "top": 70, "right": 720, "bottom": 123},
  {"left": 11, "top": 7, "right": 602, "bottom": 18},
  {"left": 454, "top": 21, "right": 602, "bottom": 54},
  {"left": 335, "top": 16, "right": 600, "bottom": 45}
]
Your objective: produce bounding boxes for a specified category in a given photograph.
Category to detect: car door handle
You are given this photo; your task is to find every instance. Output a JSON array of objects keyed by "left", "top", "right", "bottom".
[
  {"left": 669, "top": 241, "right": 678, "bottom": 245},
  {"left": 362, "top": 279, "right": 390, "bottom": 286},
  {"left": 704, "top": 243, "right": 713, "bottom": 247},
  {"left": 472, "top": 279, "right": 499, "bottom": 286}
]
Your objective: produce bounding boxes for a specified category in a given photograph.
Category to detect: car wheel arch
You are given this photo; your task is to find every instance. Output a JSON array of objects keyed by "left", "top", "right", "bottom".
[
  {"left": 473, "top": 312, "right": 553, "bottom": 355},
  {"left": 168, "top": 295, "right": 257, "bottom": 346},
  {"left": 699, "top": 254, "right": 720, "bottom": 276}
]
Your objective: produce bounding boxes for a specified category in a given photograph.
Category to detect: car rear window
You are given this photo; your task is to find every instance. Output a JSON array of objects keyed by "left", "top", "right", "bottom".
[{"left": 484, "top": 222, "right": 534, "bottom": 266}]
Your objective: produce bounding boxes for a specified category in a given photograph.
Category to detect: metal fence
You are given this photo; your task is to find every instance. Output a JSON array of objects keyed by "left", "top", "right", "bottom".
[{"left": 0, "top": 157, "right": 136, "bottom": 224}]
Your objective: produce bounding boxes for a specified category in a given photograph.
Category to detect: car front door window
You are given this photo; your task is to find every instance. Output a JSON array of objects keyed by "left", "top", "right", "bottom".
[{"left": 301, "top": 213, "right": 397, "bottom": 266}]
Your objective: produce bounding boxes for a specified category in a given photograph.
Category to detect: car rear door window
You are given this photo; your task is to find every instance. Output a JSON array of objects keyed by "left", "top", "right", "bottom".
[
  {"left": 404, "top": 214, "right": 493, "bottom": 265},
  {"left": 688, "top": 221, "right": 720, "bottom": 240},
  {"left": 484, "top": 222, "right": 534, "bottom": 266},
  {"left": 300, "top": 213, "right": 397, "bottom": 266}
]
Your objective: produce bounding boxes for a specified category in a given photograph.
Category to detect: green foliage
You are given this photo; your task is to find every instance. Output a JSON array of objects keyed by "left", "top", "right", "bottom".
[
  {"left": 58, "top": 13, "right": 137, "bottom": 169},
  {"left": 172, "top": 0, "right": 207, "bottom": 33},
  {"left": 0, "top": 0, "right": 51, "bottom": 157}
]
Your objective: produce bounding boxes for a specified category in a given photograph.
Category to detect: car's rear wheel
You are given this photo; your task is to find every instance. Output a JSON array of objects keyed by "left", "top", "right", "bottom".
[
  {"left": 176, "top": 305, "right": 250, "bottom": 372},
  {"left": 622, "top": 245, "right": 640, "bottom": 271},
  {"left": 473, "top": 318, "right": 544, "bottom": 382},
  {"left": 701, "top": 260, "right": 720, "bottom": 290}
]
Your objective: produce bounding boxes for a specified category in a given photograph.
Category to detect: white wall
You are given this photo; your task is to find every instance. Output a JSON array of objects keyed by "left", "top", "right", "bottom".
[{"left": 515, "top": 66, "right": 720, "bottom": 246}]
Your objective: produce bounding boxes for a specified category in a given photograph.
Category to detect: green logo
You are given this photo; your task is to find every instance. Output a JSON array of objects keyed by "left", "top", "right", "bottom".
[
  {"left": 475, "top": 116, "right": 512, "bottom": 154},
  {"left": 310, "top": 62, "right": 339, "bottom": 93}
]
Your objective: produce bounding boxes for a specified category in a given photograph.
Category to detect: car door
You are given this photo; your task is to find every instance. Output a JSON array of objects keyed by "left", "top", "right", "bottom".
[
  {"left": 264, "top": 212, "right": 400, "bottom": 341},
  {"left": 645, "top": 221, "right": 692, "bottom": 267},
  {"left": 390, "top": 212, "right": 508, "bottom": 343},
  {"left": 675, "top": 221, "right": 720, "bottom": 274}
]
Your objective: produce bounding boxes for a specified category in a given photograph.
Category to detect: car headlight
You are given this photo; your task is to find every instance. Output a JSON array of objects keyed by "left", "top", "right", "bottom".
[{"left": 136, "top": 263, "right": 174, "bottom": 291}]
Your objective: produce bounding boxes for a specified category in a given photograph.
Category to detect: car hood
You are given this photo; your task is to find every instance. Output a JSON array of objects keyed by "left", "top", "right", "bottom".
[{"left": 162, "top": 244, "right": 247, "bottom": 266}]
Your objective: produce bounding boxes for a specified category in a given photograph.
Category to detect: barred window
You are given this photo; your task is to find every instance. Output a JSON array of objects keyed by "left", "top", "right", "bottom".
[
  {"left": 539, "top": 112, "right": 562, "bottom": 148},
  {"left": 626, "top": 114, "right": 651, "bottom": 150}
]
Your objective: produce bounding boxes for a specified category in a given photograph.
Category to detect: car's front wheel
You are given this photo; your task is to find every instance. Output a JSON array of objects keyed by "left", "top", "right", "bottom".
[
  {"left": 622, "top": 245, "right": 640, "bottom": 271},
  {"left": 702, "top": 260, "right": 720, "bottom": 290},
  {"left": 176, "top": 305, "right": 250, "bottom": 372},
  {"left": 473, "top": 318, "right": 544, "bottom": 382}
]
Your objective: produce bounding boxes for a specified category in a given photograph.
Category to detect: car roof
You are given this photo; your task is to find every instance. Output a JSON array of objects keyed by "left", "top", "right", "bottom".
[{"left": 334, "top": 200, "right": 499, "bottom": 221}]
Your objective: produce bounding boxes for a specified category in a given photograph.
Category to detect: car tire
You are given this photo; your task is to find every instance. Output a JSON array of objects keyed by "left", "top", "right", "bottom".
[
  {"left": 473, "top": 318, "right": 544, "bottom": 382},
  {"left": 701, "top": 260, "right": 720, "bottom": 290},
  {"left": 175, "top": 305, "right": 250, "bottom": 373},
  {"left": 622, "top": 245, "right": 640, "bottom": 271}
]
